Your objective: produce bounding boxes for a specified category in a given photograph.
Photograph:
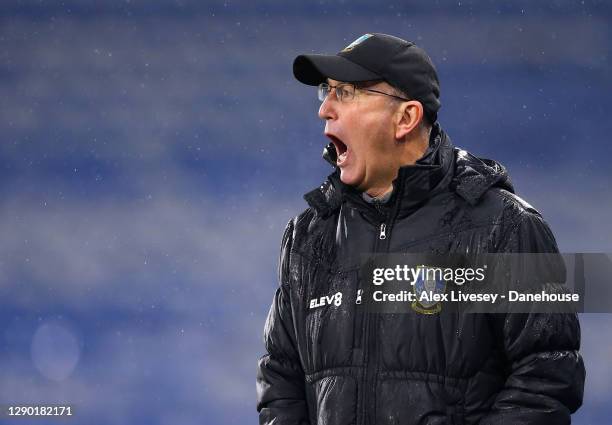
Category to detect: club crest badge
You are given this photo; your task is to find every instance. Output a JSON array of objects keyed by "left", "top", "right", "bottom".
[
  {"left": 341, "top": 34, "right": 373, "bottom": 52},
  {"left": 411, "top": 265, "right": 446, "bottom": 314}
]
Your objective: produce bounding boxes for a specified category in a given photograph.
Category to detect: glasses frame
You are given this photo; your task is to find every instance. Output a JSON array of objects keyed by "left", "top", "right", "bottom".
[{"left": 317, "top": 82, "right": 410, "bottom": 103}]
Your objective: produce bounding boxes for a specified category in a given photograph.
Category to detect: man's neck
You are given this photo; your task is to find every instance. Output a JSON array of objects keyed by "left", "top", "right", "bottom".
[
  {"left": 365, "top": 184, "right": 394, "bottom": 199},
  {"left": 361, "top": 125, "right": 434, "bottom": 199}
]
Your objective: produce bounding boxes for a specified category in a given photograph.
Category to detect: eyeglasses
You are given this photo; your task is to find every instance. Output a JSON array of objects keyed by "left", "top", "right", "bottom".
[{"left": 317, "top": 82, "right": 410, "bottom": 103}]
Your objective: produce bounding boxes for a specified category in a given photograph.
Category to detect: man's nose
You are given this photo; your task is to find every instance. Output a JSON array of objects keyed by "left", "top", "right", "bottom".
[{"left": 318, "top": 93, "right": 338, "bottom": 121}]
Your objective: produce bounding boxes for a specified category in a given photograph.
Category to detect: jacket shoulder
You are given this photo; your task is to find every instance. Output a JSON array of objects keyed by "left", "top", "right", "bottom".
[
  {"left": 466, "top": 187, "right": 542, "bottom": 225},
  {"left": 288, "top": 206, "right": 324, "bottom": 239},
  {"left": 473, "top": 188, "right": 559, "bottom": 252},
  {"left": 282, "top": 205, "right": 337, "bottom": 261},
  {"left": 494, "top": 188, "right": 539, "bottom": 215}
]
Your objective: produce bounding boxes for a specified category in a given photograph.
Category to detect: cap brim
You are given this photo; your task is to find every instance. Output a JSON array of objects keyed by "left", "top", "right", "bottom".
[{"left": 293, "top": 54, "right": 381, "bottom": 86}]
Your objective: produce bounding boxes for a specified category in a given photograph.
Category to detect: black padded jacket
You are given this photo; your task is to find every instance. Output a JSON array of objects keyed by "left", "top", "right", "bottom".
[{"left": 256, "top": 124, "right": 585, "bottom": 425}]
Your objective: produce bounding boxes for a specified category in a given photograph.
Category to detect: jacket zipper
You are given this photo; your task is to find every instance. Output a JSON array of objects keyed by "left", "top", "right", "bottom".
[
  {"left": 354, "top": 224, "right": 385, "bottom": 353},
  {"left": 353, "top": 187, "right": 402, "bottom": 425},
  {"left": 360, "top": 217, "right": 395, "bottom": 425},
  {"left": 379, "top": 223, "right": 387, "bottom": 239},
  {"left": 352, "top": 289, "right": 364, "bottom": 358}
]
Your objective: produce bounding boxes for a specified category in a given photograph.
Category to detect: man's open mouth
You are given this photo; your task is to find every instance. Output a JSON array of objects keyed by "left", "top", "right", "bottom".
[{"left": 327, "top": 134, "right": 349, "bottom": 165}]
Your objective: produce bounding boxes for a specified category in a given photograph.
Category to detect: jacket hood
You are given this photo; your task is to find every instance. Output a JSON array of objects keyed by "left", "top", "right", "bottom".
[
  {"left": 452, "top": 149, "right": 514, "bottom": 205},
  {"left": 304, "top": 123, "right": 514, "bottom": 218}
]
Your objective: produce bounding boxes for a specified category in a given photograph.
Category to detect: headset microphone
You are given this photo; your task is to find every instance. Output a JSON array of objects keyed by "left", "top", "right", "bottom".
[{"left": 322, "top": 142, "right": 338, "bottom": 167}]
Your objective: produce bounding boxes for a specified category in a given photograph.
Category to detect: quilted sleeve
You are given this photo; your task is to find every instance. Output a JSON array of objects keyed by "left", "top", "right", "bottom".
[
  {"left": 256, "top": 219, "right": 310, "bottom": 425},
  {"left": 481, "top": 211, "right": 585, "bottom": 424}
]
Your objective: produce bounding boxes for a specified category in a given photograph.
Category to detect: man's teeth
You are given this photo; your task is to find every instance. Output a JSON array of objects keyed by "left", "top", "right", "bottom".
[{"left": 337, "top": 150, "right": 348, "bottom": 164}]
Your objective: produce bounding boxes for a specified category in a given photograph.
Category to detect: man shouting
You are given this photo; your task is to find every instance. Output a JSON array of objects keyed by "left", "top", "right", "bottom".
[{"left": 257, "top": 33, "right": 585, "bottom": 425}]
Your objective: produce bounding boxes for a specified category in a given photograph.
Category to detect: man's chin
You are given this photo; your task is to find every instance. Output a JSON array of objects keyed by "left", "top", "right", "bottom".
[{"left": 339, "top": 170, "right": 365, "bottom": 190}]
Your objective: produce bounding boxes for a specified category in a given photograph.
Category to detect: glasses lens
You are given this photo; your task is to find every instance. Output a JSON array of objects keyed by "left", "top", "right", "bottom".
[
  {"left": 336, "top": 84, "right": 354, "bottom": 102},
  {"left": 318, "top": 83, "right": 329, "bottom": 102}
]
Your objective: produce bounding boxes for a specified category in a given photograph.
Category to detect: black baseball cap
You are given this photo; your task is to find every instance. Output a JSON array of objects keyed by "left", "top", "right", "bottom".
[{"left": 293, "top": 33, "right": 441, "bottom": 123}]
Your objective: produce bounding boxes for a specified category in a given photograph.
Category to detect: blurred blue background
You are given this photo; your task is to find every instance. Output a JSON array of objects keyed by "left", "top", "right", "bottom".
[{"left": 0, "top": 1, "right": 611, "bottom": 424}]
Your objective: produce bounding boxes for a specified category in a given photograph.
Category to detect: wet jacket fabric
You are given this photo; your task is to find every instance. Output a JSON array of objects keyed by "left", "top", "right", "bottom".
[{"left": 256, "top": 124, "right": 585, "bottom": 425}]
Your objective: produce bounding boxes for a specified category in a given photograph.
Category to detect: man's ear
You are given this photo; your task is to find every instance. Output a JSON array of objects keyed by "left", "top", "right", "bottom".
[{"left": 395, "top": 100, "right": 424, "bottom": 140}]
